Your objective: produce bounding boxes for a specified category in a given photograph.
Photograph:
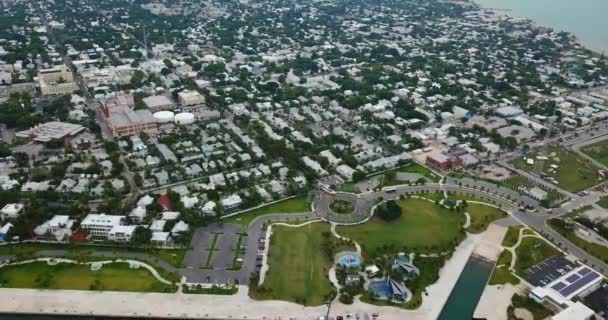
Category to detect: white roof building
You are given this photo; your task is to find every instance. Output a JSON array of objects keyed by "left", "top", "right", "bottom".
[
  {"left": 15, "top": 122, "right": 86, "bottom": 143},
  {"left": 336, "top": 164, "right": 357, "bottom": 181},
  {"left": 178, "top": 90, "right": 205, "bottom": 106},
  {"left": 149, "top": 219, "right": 166, "bottom": 232},
  {"left": 81, "top": 213, "right": 125, "bottom": 237},
  {"left": 202, "top": 201, "right": 216, "bottom": 215},
  {"left": 33, "top": 215, "right": 74, "bottom": 241},
  {"left": 221, "top": 194, "right": 243, "bottom": 209},
  {"left": 0, "top": 203, "right": 24, "bottom": 221},
  {"left": 108, "top": 225, "right": 137, "bottom": 242}
]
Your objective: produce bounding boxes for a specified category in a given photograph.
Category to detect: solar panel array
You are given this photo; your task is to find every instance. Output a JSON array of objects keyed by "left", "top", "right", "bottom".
[
  {"left": 525, "top": 256, "right": 575, "bottom": 287},
  {"left": 560, "top": 272, "right": 600, "bottom": 297},
  {"left": 549, "top": 267, "right": 601, "bottom": 298}
]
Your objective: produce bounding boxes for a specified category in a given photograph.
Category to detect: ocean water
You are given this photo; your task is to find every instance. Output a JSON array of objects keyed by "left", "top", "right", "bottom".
[{"left": 473, "top": 0, "right": 608, "bottom": 53}]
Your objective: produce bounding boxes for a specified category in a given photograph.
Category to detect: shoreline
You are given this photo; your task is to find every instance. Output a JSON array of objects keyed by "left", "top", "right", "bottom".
[{"left": 468, "top": 0, "right": 607, "bottom": 55}]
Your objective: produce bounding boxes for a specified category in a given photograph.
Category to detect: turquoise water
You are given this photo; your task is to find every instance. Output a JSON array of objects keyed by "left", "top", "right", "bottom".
[
  {"left": 473, "top": 0, "right": 608, "bottom": 53},
  {"left": 437, "top": 256, "right": 494, "bottom": 320}
]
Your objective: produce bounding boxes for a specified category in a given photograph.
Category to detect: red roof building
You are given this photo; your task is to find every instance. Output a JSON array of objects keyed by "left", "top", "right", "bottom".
[{"left": 157, "top": 194, "right": 173, "bottom": 211}]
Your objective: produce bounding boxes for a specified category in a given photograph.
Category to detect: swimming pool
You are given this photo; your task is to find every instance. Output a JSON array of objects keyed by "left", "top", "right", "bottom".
[
  {"left": 339, "top": 254, "right": 362, "bottom": 268},
  {"left": 368, "top": 280, "right": 391, "bottom": 299}
]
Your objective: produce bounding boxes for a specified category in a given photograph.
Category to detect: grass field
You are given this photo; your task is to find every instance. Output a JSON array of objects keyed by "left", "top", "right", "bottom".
[
  {"left": 0, "top": 261, "right": 176, "bottom": 292},
  {"left": 502, "top": 226, "right": 524, "bottom": 247},
  {"left": 0, "top": 243, "right": 186, "bottom": 268},
  {"left": 465, "top": 203, "right": 507, "bottom": 234},
  {"left": 514, "top": 237, "right": 561, "bottom": 276},
  {"left": 496, "top": 250, "right": 513, "bottom": 267},
  {"left": 223, "top": 195, "right": 310, "bottom": 226},
  {"left": 581, "top": 139, "right": 608, "bottom": 167},
  {"left": 256, "top": 223, "right": 335, "bottom": 306},
  {"left": 488, "top": 266, "right": 520, "bottom": 286},
  {"left": 396, "top": 163, "right": 442, "bottom": 183},
  {"left": 337, "top": 198, "right": 466, "bottom": 257},
  {"left": 512, "top": 146, "right": 600, "bottom": 193}
]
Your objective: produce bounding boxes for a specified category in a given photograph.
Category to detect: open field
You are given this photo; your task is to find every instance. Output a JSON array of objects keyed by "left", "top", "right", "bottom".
[
  {"left": 465, "top": 203, "right": 507, "bottom": 234},
  {"left": 255, "top": 223, "right": 334, "bottom": 306},
  {"left": 512, "top": 146, "right": 601, "bottom": 193},
  {"left": 0, "top": 243, "right": 186, "bottom": 268},
  {"left": 337, "top": 198, "right": 466, "bottom": 257},
  {"left": 224, "top": 195, "right": 310, "bottom": 226},
  {"left": 514, "top": 237, "right": 561, "bottom": 276},
  {"left": 581, "top": 139, "right": 608, "bottom": 167},
  {"left": 0, "top": 262, "right": 176, "bottom": 293}
]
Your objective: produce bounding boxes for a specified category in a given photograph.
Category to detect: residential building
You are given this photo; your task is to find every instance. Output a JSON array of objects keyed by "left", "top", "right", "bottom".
[
  {"left": 33, "top": 215, "right": 74, "bottom": 241},
  {"left": 80, "top": 213, "right": 125, "bottom": 237},
  {"left": 0, "top": 203, "right": 24, "bottom": 221},
  {"left": 108, "top": 225, "right": 137, "bottom": 242}
]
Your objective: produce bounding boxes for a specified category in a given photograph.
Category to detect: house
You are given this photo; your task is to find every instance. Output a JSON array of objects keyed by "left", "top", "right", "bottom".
[
  {"left": 170, "top": 221, "right": 189, "bottom": 235},
  {"left": 129, "top": 206, "right": 147, "bottom": 223},
  {"left": 81, "top": 213, "right": 125, "bottom": 237},
  {"left": 0, "top": 203, "right": 24, "bottom": 221},
  {"left": 336, "top": 164, "right": 357, "bottom": 181},
  {"left": 108, "top": 225, "right": 137, "bottom": 242},
  {"left": 221, "top": 194, "right": 243, "bottom": 210},
  {"left": 202, "top": 201, "right": 217, "bottom": 215},
  {"left": 0, "top": 223, "right": 13, "bottom": 240},
  {"left": 161, "top": 211, "right": 180, "bottom": 220},
  {"left": 33, "top": 215, "right": 75, "bottom": 241},
  {"left": 151, "top": 231, "right": 172, "bottom": 246},
  {"left": 149, "top": 219, "right": 166, "bottom": 232},
  {"left": 157, "top": 195, "right": 173, "bottom": 211}
]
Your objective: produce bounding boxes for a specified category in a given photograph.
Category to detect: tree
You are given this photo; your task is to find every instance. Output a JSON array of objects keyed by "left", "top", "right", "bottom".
[
  {"left": 352, "top": 170, "right": 366, "bottom": 182},
  {"left": 131, "top": 226, "right": 152, "bottom": 245},
  {"left": 375, "top": 200, "right": 402, "bottom": 222}
]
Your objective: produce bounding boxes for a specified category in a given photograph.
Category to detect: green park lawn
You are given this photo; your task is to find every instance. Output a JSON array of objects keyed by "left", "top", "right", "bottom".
[
  {"left": 502, "top": 226, "right": 524, "bottom": 247},
  {"left": 396, "top": 163, "right": 442, "bottom": 182},
  {"left": 255, "top": 223, "right": 335, "bottom": 306},
  {"left": 581, "top": 139, "right": 608, "bottom": 167},
  {"left": 488, "top": 265, "right": 520, "bottom": 286},
  {"left": 0, "top": 261, "right": 176, "bottom": 292},
  {"left": 337, "top": 198, "right": 466, "bottom": 257},
  {"left": 0, "top": 243, "right": 186, "bottom": 269},
  {"left": 514, "top": 237, "right": 562, "bottom": 276},
  {"left": 512, "top": 146, "right": 600, "bottom": 192},
  {"left": 224, "top": 195, "right": 310, "bottom": 226},
  {"left": 465, "top": 203, "right": 507, "bottom": 234}
]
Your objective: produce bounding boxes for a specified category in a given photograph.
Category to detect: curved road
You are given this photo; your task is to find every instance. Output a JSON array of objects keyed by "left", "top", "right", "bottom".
[{"left": 313, "top": 181, "right": 608, "bottom": 274}]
